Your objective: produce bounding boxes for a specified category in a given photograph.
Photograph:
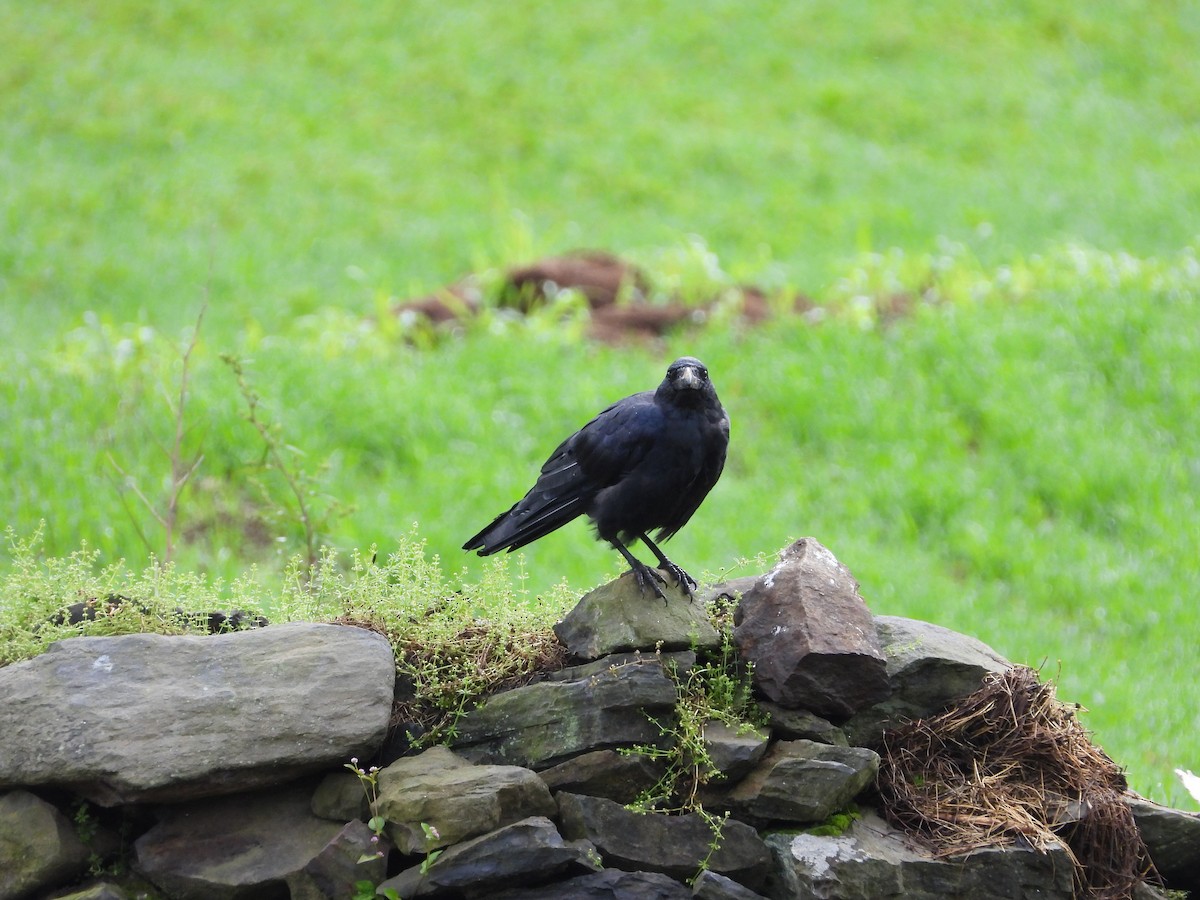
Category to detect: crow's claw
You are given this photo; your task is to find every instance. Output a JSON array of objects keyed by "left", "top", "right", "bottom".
[
  {"left": 662, "top": 562, "right": 697, "bottom": 600},
  {"left": 629, "top": 562, "right": 670, "bottom": 603}
]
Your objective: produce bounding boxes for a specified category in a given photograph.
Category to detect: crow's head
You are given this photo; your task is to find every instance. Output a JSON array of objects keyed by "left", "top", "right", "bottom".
[{"left": 659, "top": 356, "right": 717, "bottom": 406}]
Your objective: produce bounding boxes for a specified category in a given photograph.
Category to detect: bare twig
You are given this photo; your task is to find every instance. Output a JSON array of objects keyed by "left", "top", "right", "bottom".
[
  {"left": 107, "top": 302, "right": 208, "bottom": 563},
  {"left": 107, "top": 462, "right": 157, "bottom": 555},
  {"left": 162, "top": 302, "right": 208, "bottom": 561}
]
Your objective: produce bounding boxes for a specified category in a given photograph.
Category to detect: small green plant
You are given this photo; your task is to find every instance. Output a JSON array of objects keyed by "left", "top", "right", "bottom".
[
  {"left": 72, "top": 800, "right": 99, "bottom": 845},
  {"left": 222, "top": 353, "right": 351, "bottom": 567},
  {"left": 345, "top": 757, "right": 446, "bottom": 899},
  {"left": 70, "top": 798, "right": 136, "bottom": 878},
  {"left": 344, "top": 758, "right": 388, "bottom": 862},
  {"left": 418, "top": 822, "right": 444, "bottom": 874},
  {"left": 72, "top": 800, "right": 108, "bottom": 876},
  {"left": 345, "top": 757, "right": 400, "bottom": 900},
  {"left": 624, "top": 633, "right": 762, "bottom": 813},
  {"left": 617, "top": 632, "right": 763, "bottom": 883},
  {"left": 690, "top": 809, "right": 731, "bottom": 884},
  {"left": 0, "top": 526, "right": 271, "bottom": 664},
  {"left": 353, "top": 880, "right": 400, "bottom": 900}
]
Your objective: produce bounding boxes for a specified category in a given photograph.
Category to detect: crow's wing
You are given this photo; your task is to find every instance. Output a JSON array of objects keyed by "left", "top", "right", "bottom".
[{"left": 462, "top": 392, "right": 661, "bottom": 554}]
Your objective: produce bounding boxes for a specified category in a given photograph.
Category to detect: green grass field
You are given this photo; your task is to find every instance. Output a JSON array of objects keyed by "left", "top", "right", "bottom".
[{"left": 2, "top": 1, "right": 1198, "bottom": 808}]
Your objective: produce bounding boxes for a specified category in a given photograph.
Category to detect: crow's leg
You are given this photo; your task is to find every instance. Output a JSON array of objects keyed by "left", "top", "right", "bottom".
[
  {"left": 610, "top": 538, "right": 669, "bottom": 602},
  {"left": 639, "top": 534, "right": 697, "bottom": 598}
]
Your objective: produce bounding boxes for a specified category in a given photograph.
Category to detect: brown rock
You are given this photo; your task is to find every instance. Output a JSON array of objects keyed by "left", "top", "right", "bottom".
[{"left": 732, "top": 539, "right": 889, "bottom": 718}]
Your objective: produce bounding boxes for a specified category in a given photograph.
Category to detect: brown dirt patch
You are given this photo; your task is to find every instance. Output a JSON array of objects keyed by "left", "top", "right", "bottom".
[{"left": 392, "top": 250, "right": 812, "bottom": 343}]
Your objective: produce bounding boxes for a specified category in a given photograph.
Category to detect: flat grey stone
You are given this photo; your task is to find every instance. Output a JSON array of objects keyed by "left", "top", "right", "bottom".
[
  {"left": 378, "top": 816, "right": 600, "bottom": 897},
  {"left": 133, "top": 781, "right": 346, "bottom": 900},
  {"left": 376, "top": 747, "right": 557, "bottom": 854},
  {"left": 843, "top": 615, "right": 1011, "bottom": 747},
  {"left": 555, "top": 574, "right": 720, "bottom": 660},
  {"left": 712, "top": 740, "right": 879, "bottom": 825},
  {"left": 557, "top": 792, "right": 771, "bottom": 891},
  {"left": 451, "top": 655, "right": 678, "bottom": 769},
  {"left": 0, "top": 624, "right": 395, "bottom": 805},
  {"left": 764, "top": 809, "right": 1075, "bottom": 900}
]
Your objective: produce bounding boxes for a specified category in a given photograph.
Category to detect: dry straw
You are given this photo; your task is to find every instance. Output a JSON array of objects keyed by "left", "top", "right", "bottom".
[{"left": 878, "top": 666, "right": 1154, "bottom": 900}]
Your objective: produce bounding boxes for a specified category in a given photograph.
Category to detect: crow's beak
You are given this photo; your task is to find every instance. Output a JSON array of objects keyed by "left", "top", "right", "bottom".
[{"left": 677, "top": 366, "right": 701, "bottom": 390}]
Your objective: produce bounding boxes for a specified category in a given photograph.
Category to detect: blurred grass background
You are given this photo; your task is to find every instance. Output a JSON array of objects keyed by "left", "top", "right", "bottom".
[{"left": 2, "top": 0, "right": 1198, "bottom": 807}]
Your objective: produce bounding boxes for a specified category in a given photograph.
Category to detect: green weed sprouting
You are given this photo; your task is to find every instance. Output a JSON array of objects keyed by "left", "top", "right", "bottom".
[
  {"left": 612, "top": 623, "right": 764, "bottom": 883},
  {"left": 271, "top": 539, "right": 571, "bottom": 740},
  {"left": 69, "top": 798, "right": 137, "bottom": 878},
  {"left": 0, "top": 526, "right": 267, "bottom": 664},
  {"left": 221, "top": 353, "right": 352, "bottom": 568},
  {"left": 344, "top": 757, "right": 388, "bottom": 863},
  {"left": 346, "top": 757, "right": 442, "bottom": 899},
  {"left": 418, "top": 823, "right": 444, "bottom": 874},
  {"left": 623, "top": 635, "right": 761, "bottom": 814},
  {"left": 606, "top": 628, "right": 762, "bottom": 885},
  {"left": 353, "top": 880, "right": 398, "bottom": 900},
  {"left": 692, "top": 809, "right": 732, "bottom": 883}
]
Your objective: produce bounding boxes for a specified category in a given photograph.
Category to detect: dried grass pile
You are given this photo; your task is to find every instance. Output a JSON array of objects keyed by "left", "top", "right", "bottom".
[{"left": 878, "top": 665, "right": 1153, "bottom": 900}]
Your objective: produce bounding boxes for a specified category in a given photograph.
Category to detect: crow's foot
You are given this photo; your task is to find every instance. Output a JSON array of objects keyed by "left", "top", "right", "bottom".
[
  {"left": 627, "top": 562, "right": 697, "bottom": 604},
  {"left": 629, "top": 562, "right": 670, "bottom": 603},
  {"left": 659, "top": 561, "right": 697, "bottom": 599},
  {"left": 637, "top": 533, "right": 697, "bottom": 601}
]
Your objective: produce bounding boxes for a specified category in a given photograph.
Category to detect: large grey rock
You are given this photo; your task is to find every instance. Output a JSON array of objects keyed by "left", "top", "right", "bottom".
[
  {"left": 451, "top": 654, "right": 678, "bottom": 769},
  {"left": 701, "top": 720, "right": 770, "bottom": 782},
  {"left": 843, "top": 615, "right": 1011, "bottom": 747},
  {"left": 710, "top": 740, "right": 879, "bottom": 826},
  {"left": 557, "top": 792, "right": 772, "bottom": 891},
  {"left": 379, "top": 816, "right": 601, "bottom": 898},
  {"left": 489, "top": 869, "right": 692, "bottom": 898},
  {"left": 554, "top": 574, "right": 720, "bottom": 660},
  {"left": 1128, "top": 796, "right": 1200, "bottom": 892},
  {"left": 732, "top": 539, "right": 889, "bottom": 718},
  {"left": 133, "top": 781, "right": 347, "bottom": 900},
  {"left": 757, "top": 702, "right": 847, "bottom": 746},
  {"left": 764, "top": 810, "right": 1076, "bottom": 900},
  {"left": 874, "top": 615, "right": 1011, "bottom": 704},
  {"left": 285, "top": 819, "right": 387, "bottom": 900},
  {"left": 376, "top": 746, "right": 557, "bottom": 854},
  {"left": 537, "top": 749, "right": 667, "bottom": 804},
  {"left": 545, "top": 649, "right": 696, "bottom": 682},
  {"left": 0, "top": 790, "right": 90, "bottom": 900},
  {"left": 0, "top": 623, "right": 395, "bottom": 805},
  {"left": 691, "top": 869, "right": 771, "bottom": 899}
]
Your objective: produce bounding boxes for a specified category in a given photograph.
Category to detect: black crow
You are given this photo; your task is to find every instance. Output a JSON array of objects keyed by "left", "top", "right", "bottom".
[{"left": 463, "top": 357, "right": 729, "bottom": 600}]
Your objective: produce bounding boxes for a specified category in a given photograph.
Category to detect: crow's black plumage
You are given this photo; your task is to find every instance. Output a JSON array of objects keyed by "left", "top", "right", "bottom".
[{"left": 463, "top": 357, "right": 730, "bottom": 599}]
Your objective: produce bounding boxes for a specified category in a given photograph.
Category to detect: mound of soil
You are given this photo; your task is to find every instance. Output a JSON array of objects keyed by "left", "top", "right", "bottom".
[{"left": 392, "top": 251, "right": 812, "bottom": 343}]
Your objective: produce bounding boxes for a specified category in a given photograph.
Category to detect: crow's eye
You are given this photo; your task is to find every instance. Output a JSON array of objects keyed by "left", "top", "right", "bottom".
[{"left": 698, "top": 367, "right": 709, "bottom": 380}]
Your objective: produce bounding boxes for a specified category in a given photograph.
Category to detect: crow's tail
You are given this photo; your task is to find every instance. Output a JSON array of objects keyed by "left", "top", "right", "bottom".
[{"left": 463, "top": 494, "right": 588, "bottom": 555}]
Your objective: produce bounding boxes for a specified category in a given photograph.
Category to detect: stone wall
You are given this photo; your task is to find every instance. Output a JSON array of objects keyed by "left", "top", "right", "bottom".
[{"left": 1, "top": 539, "right": 1197, "bottom": 900}]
